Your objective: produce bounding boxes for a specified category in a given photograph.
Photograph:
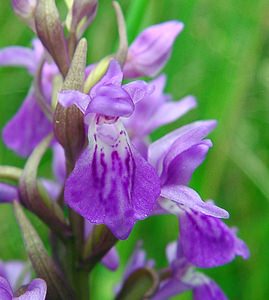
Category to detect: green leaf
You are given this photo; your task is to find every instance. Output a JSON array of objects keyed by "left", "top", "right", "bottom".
[{"left": 13, "top": 201, "right": 75, "bottom": 300}]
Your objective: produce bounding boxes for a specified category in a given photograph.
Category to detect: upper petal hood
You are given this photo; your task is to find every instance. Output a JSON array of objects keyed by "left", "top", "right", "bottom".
[{"left": 148, "top": 120, "right": 216, "bottom": 180}]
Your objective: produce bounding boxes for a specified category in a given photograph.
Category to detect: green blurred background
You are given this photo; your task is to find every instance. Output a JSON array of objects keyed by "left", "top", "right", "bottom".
[{"left": 1, "top": 0, "right": 269, "bottom": 299}]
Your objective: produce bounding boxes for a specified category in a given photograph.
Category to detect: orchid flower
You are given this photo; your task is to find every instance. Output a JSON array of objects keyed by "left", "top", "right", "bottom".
[
  {"left": 148, "top": 120, "right": 249, "bottom": 266},
  {"left": 152, "top": 241, "right": 228, "bottom": 300},
  {"left": 58, "top": 59, "right": 161, "bottom": 239}
]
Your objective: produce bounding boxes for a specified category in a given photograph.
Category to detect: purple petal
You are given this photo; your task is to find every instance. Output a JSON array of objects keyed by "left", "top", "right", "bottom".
[
  {"left": 123, "top": 75, "right": 169, "bottom": 136},
  {"left": 16, "top": 278, "right": 47, "bottom": 300},
  {"left": 101, "top": 247, "right": 119, "bottom": 271},
  {"left": 123, "top": 21, "right": 184, "bottom": 78},
  {"left": 64, "top": 120, "right": 160, "bottom": 239},
  {"left": 123, "top": 80, "right": 154, "bottom": 104},
  {"left": 146, "top": 96, "right": 197, "bottom": 134},
  {"left": 125, "top": 245, "right": 155, "bottom": 278},
  {"left": 179, "top": 210, "right": 250, "bottom": 267},
  {"left": 89, "top": 59, "right": 123, "bottom": 98},
  {"left": 0, "top": 277, "right": 13, "bottom": 300},
  {"left": 148, "top": 120, "right": 217, "bottom": 177},
  {"left": 115, "top": 242, "right": 155, "bottom": 294},
  {"left": 160, "top": 185, "right": 229, "bottom": 218},
  {"left": 58, "top": 90, "right": 91, "bottom": 114},
  {"left": 193, "top": 279, "right": 227, "bottom": 300},
  {"left": 2, "top": 89, "right": 52, "bottom": 157},
  {"left": 52, "top": 143, "right": 66, "bottom": 184},
  {"left": 162, "top": 141, "right": 212, "bottom": 186},
  {"left": 152, "top": 278, "right": 190, "bottom": 300},
  {"left": 123, "top": 243, "right": 147, "bottom": 280},
  {"left": 0, "top": 46, "right": 36, "bottom": 73},
  {"left": 86, "top": 85, "right": 134, "bottom": 117},
  {"left": 0, "top": 184, "right": 18, "bottom": 203},
  {"left": 0, "top": 263, "right": 7, "bottom": 279},
  {"left": 131, "top": 137, "right": 149, "bottom": 159}
]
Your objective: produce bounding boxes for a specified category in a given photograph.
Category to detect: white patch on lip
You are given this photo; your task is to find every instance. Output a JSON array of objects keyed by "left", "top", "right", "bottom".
[{"left": 87, "top": 116, "right": 135, "bottom": 215}]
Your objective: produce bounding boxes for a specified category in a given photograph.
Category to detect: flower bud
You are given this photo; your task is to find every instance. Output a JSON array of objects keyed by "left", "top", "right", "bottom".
[
  {"left": 123, "top": 21, "right": 184, "bottom": 79},
  {"left": 70, "top": 0, "right": 98, "bottom": 38},
  {"left": 12, "top": 0, "right": 37, "bottom": 30},
  {"left": 35, "top": 0, "right": 70, "bottom": 76}
]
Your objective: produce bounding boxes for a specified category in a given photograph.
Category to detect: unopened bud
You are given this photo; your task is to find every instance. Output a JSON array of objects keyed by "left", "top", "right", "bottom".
[
  {"left": 35, "top": 0, "right": 70, "bottom": 76},
  {"left": 12, "top": 0, "right": 37, "bottom": 30},
  {"left": 71, "top": 0, "right": 98, "bottom": 38}
]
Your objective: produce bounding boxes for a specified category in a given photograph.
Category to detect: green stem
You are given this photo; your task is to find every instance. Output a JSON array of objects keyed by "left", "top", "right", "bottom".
[
  {"left": 74, "top": 269, "right": 90, "bottom": 300},
  {"left": 65, "top": 237, "right": 89, "bottom": 300}
]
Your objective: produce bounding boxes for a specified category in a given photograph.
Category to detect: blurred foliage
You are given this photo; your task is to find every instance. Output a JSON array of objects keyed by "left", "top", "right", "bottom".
[{"left": 0, "top": 0, "right": 269, "bottom": 299}]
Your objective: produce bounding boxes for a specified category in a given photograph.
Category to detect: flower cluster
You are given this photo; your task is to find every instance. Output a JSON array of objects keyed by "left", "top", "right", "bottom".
[{"left": 0, "top": 0, "right": 249, "bottom": 299}]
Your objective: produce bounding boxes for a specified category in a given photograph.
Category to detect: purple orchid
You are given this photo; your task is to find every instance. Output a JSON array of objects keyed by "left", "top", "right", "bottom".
[
  {"left": 0, "top": 1, "right": 251, "bottom": 298},
  {"left": 123, "top": 21, "right": 184, "bottom": 79},
  {"left": 0, "top": 39, "right": 56, "bottom": 157},
  {"left": 124, "top": 74, "right": 196, "bottom": 157},
  {"left": 148, "top": 120, "right": 249, "bottom": 266},
  {"left": 152, "top": 241, "right": 228, "bottom": 300},
  {"left": 58, "top": 59, "right": 161, "bottom": 239},
  {"left": 0, "top": 260, "right": 46, "bottom": 300}
]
